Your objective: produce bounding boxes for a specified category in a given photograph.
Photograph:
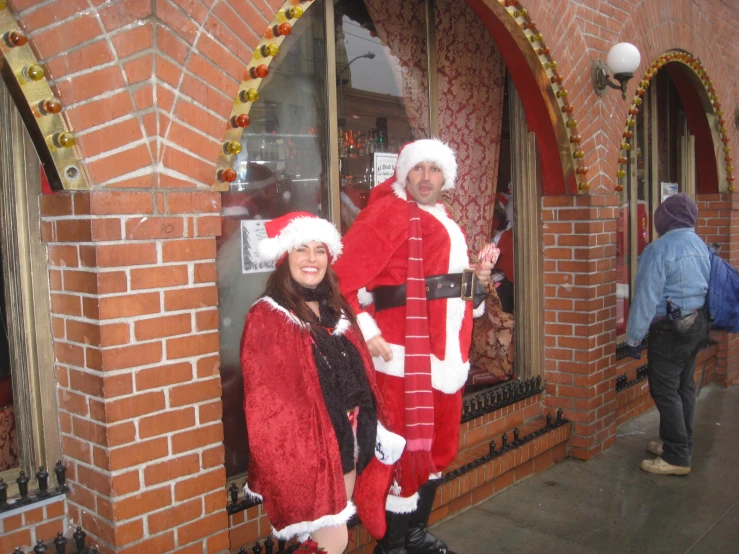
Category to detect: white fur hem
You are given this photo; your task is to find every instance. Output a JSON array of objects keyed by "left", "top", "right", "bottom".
[
  {"left": 357, "top": 311, "right": 381, "bottom": 341},
  {"left": 473, "top": 300, "right": 486, "bottom": 318},
  {"left": 372, "top": 343, "right": 469, "bottom": 394},
  {"left": 376, "top": 421, "right": 406, "bottom": 464},
  {"left": 386, "top": 492, "right": 419, "bottom": 514},
  {"left": 243, "top": 482, "right": 263, "bottom": 502},
  {"left": 272, "top": 501, "right": 356, "bottom": 541}
]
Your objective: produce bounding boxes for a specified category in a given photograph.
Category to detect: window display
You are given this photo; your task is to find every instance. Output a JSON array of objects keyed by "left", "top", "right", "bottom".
[{"left": 334, "top": 0, "right": 430, "bottom": 231}]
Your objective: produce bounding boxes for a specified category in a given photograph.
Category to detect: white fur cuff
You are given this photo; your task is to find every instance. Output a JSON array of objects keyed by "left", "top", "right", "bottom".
[
  {"left": 357, "top": 311, "right": 381, "bottom": 341},
  {"left": 375, "top": 421, "right": 405, "bottom": 465},
  {"left": 473, "top": 300, "right": 486, "bottom": 318},
  {"left": 386, "top": 492, "right": 419, "bottom": 514}
]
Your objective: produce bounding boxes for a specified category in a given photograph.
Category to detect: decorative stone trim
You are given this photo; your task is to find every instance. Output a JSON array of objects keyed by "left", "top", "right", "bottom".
[{"left": 0, "top": 4, "right": 89, "bottom": 190}]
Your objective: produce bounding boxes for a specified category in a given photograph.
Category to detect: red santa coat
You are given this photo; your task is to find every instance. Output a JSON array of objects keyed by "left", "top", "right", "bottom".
[
  {"left": 241, "top": 297, "right": 400, "bottom": 540},
  {"left": 333, "top": 181, "right": 481, "bottom": 510}
]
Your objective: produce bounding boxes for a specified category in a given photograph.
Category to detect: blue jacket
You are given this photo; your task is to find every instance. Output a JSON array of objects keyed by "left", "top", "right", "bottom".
[{"left": 625, "top": 228, "right": 710, "bottom": 346}]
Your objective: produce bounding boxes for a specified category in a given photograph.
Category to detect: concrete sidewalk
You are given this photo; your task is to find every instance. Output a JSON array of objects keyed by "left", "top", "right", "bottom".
[{"left": 434, "top": 383, "right": 739, "bottom": 554}]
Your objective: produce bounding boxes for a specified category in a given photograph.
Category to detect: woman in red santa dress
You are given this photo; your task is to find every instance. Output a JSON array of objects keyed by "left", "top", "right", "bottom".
[{"left": 240, "top": 212, "right": 405, "bottom": 554}]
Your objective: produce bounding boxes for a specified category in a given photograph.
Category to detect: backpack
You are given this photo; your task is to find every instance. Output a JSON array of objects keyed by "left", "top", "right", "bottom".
[{"left": 707, "top": 250, "right": 739, "bottom": 333}]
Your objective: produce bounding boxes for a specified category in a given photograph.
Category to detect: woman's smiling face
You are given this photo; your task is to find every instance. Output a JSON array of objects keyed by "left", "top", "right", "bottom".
[{"left": 288, "top": 241, "right": 328, "bottom": 289}]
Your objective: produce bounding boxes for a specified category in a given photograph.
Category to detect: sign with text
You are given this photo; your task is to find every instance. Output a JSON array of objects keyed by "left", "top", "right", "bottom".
[
  {"left": 660, "top": 182, "right": 678, "bottom": 203},
  {"left": 240, "top": 219, "right": 275, "bottom": 274},
  {"left": 374, "top": 152, "right": 398, "bottom": 187}
]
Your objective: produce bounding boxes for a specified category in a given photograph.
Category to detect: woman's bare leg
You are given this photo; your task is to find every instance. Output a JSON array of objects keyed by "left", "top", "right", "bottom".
[{"left": 310, "top": 470, "right": 357, "bottom": 554}]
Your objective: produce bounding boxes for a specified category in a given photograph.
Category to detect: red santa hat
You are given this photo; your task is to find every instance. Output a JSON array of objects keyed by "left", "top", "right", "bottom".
[
  {"left": 258, "top": 212, "right": 343, "bottom": 263},
  {"left": 393, "top": 139, "right": 457, "bottom": 191}
]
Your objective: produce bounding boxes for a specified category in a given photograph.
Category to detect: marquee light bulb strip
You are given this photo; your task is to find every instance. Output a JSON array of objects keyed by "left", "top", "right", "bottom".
[
  {"left": 213, "top": 0, "right": 313, "bottom": 190},
  {"left": 502, "top": 0, "right": 590, "bottom": 192},
  {"left": 615, "top": 51, "right": 733, "bottom": 193},
  {"left": 0, "top": 4, "right": 90, "bottom": 190}
]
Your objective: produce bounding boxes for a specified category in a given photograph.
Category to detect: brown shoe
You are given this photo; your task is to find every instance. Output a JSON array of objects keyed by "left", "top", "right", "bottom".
[
  {"left": 640, "top": 457, "right": 690, "bottom": 476},
  {"left": 647, "top": 440, "right": 664, "bottom": 456}
]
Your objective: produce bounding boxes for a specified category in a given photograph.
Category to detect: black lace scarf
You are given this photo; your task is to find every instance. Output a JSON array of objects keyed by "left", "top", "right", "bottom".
[{"left": 279, "top": 280, "right": 378, "bottom": 474}]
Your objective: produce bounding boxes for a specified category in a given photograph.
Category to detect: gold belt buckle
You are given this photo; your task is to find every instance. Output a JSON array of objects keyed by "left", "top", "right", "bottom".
[{"left": 461, "top": 268, "right": 476, "bottom": 302}]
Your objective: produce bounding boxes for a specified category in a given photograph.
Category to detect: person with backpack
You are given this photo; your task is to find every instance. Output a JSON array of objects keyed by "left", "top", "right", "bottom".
[{"left": 625, "top": 193, "right": 710, "bottom": 476}]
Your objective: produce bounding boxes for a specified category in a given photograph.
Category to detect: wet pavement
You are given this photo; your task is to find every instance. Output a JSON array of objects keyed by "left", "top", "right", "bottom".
[{"left": 434, "top": 383, "right": 739, "bottom": 554}]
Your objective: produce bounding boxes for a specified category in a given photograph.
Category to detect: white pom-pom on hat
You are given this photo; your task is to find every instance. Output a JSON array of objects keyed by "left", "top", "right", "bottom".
[
  {"left": 394, "top": 139, "right": 457, "bottom": 191},
  {"left": 257, "top": 212, "right": 343, "bottom": 263}
]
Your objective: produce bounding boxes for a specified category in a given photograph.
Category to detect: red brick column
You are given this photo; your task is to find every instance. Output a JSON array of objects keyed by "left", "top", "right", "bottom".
[
  {"left": 541, "top": 194, "right": 619, "bottom": 460},
  {"left": 41, "top": 190, "right": 229, "bottom": 553},
  {"left": 696, "top": 192, "right": 739, "bottom": 387}
]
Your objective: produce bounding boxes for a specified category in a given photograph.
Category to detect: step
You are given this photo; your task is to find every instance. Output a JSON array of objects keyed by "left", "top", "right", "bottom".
[{"left": 458, "top": 390, "right": 545, "bottom": 454}]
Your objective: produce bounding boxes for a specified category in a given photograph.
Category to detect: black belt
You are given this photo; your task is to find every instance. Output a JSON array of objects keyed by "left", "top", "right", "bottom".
[{"left": 374, "top": 270, "right": 488, "bottom": 312}]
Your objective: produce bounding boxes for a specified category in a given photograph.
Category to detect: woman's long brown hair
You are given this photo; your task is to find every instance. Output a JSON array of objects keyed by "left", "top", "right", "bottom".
[{"left": 263, "top": 258, "right": 360, "bottom": 331}]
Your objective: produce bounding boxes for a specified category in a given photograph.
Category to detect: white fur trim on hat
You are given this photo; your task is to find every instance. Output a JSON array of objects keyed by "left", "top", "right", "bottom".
[
  {"left": 394, "top": 139, "right": 457, "bottom": 191},
  {"left": 258, "top": 216, "right": 343, "bottom": 262}
]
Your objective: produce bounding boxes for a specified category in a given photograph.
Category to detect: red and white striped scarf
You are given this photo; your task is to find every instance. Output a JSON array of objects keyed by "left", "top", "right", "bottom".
[{"left": 400, "top": 200, "right": 436, "bottom": 480}]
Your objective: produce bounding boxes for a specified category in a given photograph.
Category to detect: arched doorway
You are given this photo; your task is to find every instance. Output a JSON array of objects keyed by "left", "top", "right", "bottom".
[{"left": 615, "top": 54, "right": 723, "bottom": 338}]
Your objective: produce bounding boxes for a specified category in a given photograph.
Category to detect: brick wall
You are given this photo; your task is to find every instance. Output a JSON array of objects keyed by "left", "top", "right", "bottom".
[
  {"left": 521, "top": 0, "right": 737, "bottom": 194},
  {"left": 697, "top": 194, "right": 739, "bottom": 387},
  {"left": 0, "top": 498, "right": 66, "bottom": 553},
  {"left": 40, "top": 190, "right": 228, "bottom": 553},
  {"left": 541, "top": 194, "right": 620, "bottom": 460}
]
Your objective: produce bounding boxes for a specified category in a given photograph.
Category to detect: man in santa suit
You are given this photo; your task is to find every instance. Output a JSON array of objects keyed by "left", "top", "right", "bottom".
[{"left": 333, "top": 139, "right": 493, "bottom": 554}]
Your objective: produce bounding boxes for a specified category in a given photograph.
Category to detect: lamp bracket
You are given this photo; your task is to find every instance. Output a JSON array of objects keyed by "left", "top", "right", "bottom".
[{"left": 591, "top": 59, "right": 621, "bottom": 95}]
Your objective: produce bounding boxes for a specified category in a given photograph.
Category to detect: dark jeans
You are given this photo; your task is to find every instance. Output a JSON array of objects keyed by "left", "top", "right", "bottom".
[{"left": 647, "top": 310, "right": 708, "bottom": 467}]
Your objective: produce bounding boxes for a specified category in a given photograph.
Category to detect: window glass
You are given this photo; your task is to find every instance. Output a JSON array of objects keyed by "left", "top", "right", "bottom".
[
  {"left": 615, "top": 167, "right": 630, "bottom": 337},
  {"left": 636, "top": 94, "right": 651, "bottom": 255},
  {"left": 334, "top": 0, "right": 430, "bottom": 232},
  {"left": 218, "top": 1, "right": 329, "bottom": 477}
]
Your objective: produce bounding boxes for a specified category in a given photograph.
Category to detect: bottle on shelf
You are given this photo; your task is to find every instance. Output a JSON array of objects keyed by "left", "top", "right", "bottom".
[{"left": 357, "top": 132, "right": 366, "bottom": 157}]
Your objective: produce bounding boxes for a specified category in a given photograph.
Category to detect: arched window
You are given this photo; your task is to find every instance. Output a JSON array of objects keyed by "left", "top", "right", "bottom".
[{"left": 216, "top": 0, "right": 539, "bottom": 479}]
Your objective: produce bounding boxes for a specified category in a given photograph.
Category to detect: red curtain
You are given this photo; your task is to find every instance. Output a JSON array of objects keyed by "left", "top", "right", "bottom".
[{"left": 436, "top": 0, "right": 506, "bottom": 252}]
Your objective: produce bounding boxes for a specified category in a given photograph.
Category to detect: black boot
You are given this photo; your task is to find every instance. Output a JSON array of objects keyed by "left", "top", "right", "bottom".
[
  {"left": 373, "top": 510, "right": 411, "bottom": 554},
  {"left": 405, "top": 481, "right": 455, "bottom": 554}
]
